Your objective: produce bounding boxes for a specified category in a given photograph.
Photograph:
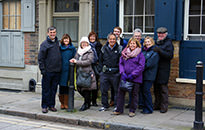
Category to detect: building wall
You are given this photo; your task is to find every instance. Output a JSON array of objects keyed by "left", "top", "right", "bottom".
[{"left": 24, "top": 0, "right": 39, "bottom": 65}]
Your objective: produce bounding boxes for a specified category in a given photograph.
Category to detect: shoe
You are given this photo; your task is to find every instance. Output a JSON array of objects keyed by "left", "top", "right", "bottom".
[
  {"left": 141, "top": 111, "right": 152, "bottom": 114},
  {"left": 125, "top": 104, "right": 130, "bottom": 108},
  {"left": 129, "top": 112, "right": 135, "bottom": 117},
  {"left": 42, "top": 108, "right": 48, "bottom": 113},
  {"left": 113, "top": 107, "right": 117, "bottom": 112},
  {"left": 109, "top": 101, "right": 114, "bottom": 107},
  {"left": 99, "top": 107, "right": 108, "bottom": 111},
  {"left": 112, "top": 111, "right": 121, "bottom": 115},
  {"left": 48, "top": 107, "right": 57, "bottom": 112},
  {"left": 160, "top": 109, "right": 167, "bottom": 113},
  {"left": 58, "top": 94, "right": 65, "bottom": 109},
  {"left": 79, "top": 103, "right": 90, "bottom": 111}
]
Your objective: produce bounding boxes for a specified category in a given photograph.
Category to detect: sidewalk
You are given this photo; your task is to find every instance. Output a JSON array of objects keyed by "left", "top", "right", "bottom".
[{"left": 0, "top": 90, "right": 203, "bottom": 130}]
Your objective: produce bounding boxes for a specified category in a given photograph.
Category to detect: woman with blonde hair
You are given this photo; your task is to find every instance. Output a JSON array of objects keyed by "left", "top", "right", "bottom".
[
  {"left": 140, "top": 36, "right": 159, "bottom": 114},
  {"left": 113, "top": 37, "right": 145, "bottom": 117}
]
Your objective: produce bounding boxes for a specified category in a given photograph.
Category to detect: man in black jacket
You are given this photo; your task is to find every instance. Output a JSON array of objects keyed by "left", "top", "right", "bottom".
[
  {"left": 98, "top": 33, "right": 122, "bottom": 111},
  {"left": 153, "top": 27, "right": 174, "bottom": 113},
  {"left": 38, "top": 26, "right": 62, "bottom": 113}
]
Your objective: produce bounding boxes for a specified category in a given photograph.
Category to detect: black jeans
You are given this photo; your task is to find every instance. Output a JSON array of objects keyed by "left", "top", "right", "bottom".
[
  {"left": 100, "top": 73, "right": 120, "bottom": 108},
  {"left": 41, "top": 72, "right": 60, "bottom": 109}
]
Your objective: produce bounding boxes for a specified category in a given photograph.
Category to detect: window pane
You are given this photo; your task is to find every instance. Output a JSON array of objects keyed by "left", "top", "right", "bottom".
[
  {"left": 17, "top": 1, "right": 21, "bottom": 15},
  {"left": 10, "top": 2, "right": 16, "bottom": 16},
  {"left": 135, "top": 0, "right": 143, "bottom": 15},
  {"left": 3, "top": 16, "right": 9, "bottom": 29},
  {"left": 124, "top": 17, "right": 132, "bottom": 32},
  {"left": 55, "top": 0, "right": 79, "bottom": 12},
  {"left": 3, "top": 2, "right": 9, "bottom": 15},
  {"left": 124, "top": 0, "right": 133, "bottom": 15},
  {"left": 17, "top": 16, "right": 21, "bottom": 30},
  {"left": 134, "top": 16, "right": 143, "bottom": 31},
  {"left": 145, "top": 16, "right": 155, "bottom": 32},
  {"left": 202, "top": 16, "right": 205, "bottom": 34},
  {"left": 10, "top": 16, "right": 15, "bottom": 29},
  {"left": 189, "top": 17, "right": 200, "bottom": 34},
  {"left": 189, "top": 0, "right": 201, "bottom": 15},
  {"left": 145, "top": 0, "right": 155, "bottom": 14}
]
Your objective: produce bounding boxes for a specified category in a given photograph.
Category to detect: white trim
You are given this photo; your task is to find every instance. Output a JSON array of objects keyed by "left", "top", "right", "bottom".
[
  {"left": 176, "top": 78, "right": 205, "bottom": 84},
  {"left": 184, "top": 0, "right": 189, "bottom": 40},
  {"left": 119, "top": 0, "right": 124, "bottom": 33}
]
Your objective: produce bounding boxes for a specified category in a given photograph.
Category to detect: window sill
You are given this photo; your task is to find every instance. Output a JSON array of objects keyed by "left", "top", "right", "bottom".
[{"left": 176, "top": 78, "right": 205, "bottom": 84}]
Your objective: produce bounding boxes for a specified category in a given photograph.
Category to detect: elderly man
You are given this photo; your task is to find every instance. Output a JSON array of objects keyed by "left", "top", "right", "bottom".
[
  {"left": 38, "top": 26, "right": 62, "bottom": 113},
  {"left": 98, "top": 33, "right": 122, "bottom": 111},
  {"left": 133, "top": 28, "right": 144, "bottom": 45},
  {"left": 153, "top": 27, "right": 174, "bottom": 113}
]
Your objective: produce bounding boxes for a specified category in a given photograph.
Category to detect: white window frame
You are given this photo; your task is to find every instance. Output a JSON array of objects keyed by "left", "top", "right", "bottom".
[
  {"left": 119, "top": 0, "right": 155, "bottom": 36},
  {"left": 184, "top": 0, "right": 205, "bottom": 40}
]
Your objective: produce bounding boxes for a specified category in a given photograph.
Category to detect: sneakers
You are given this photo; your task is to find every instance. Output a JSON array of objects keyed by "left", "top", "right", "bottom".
[
  {"left": 42, "top": 108, "right": 48, "bottom": 113},
  {"left": 112, "top": 111, "right": 121, "bottom": 115},
  {"left": 113, "top": 107, "right": 117, "bottom": 112},
  {"left": 129, "top": 112, "right": 135, "bottom": 117},
  {"left": 48, "top": 107, "right": 57, "bottom": 112},
  {"left": 99, "top": 107, "right": 108, "bottom": 111}
]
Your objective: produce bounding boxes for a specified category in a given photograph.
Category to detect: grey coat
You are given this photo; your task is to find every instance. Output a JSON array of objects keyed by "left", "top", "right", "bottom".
[{"left": 75, "top": 49, "right": 97, "bottom": 90}]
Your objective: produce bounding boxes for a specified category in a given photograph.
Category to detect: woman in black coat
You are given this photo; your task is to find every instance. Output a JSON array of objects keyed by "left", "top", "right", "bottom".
[{"left": 88, "top": 31, "right": 102, "bottom": 106}]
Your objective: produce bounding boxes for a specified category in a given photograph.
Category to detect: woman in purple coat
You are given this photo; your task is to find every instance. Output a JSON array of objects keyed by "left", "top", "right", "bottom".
[{"left": 113, "top": 37, "right": 145, "bottom": 117}]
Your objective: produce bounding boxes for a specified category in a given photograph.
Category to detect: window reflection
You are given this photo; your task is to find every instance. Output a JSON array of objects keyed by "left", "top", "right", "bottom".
[{"left": 55, "top": 0, "right": 79, "bottom": 12}]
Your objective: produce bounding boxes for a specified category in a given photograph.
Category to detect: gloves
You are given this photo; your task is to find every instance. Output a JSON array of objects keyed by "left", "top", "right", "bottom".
[
  {"left": 41, "top": 70, "right": 46, "bottom": 76},
  {"left": 153, "top": 46, "right": 161, "bottom": 53},
  {"left": 121, "top": 73, "right": 128, "bottom": 81},
  {"left": 127, "top": 74, "right": 134, "bottom": 81}
]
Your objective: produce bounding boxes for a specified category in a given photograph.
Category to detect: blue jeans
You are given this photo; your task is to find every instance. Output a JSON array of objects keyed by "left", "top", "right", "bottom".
[
  {"left": 41, "top": 72, "right": 60, "bottom": 109},
  {"left": 141, "top": 80, "right": 153, "bottom": 113}
]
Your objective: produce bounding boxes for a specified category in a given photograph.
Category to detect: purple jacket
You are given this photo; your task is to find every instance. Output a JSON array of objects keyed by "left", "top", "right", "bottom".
[{"left": 119, "top": 52, "right": 145, "bottom": 84}]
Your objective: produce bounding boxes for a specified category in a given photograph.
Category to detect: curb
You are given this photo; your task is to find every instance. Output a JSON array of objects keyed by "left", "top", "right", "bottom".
[{"left": 0, "top": 108, "right": 162, "bottom": 130}]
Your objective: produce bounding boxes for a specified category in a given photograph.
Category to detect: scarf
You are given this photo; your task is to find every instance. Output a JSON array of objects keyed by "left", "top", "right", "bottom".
[
  {"left": 121, "top": 47, "right": 141, "bottom": 60},
  {"left": 77, "top": 45, "right": 91, "bottom": 56}
]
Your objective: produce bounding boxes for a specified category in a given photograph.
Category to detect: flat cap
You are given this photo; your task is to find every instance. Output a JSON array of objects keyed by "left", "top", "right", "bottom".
[{"left": 156, "top": 27, "right": 167, "bottom": 33}]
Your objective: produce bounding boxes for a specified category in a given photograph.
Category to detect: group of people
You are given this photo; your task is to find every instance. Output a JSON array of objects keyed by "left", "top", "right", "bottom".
[{"left": 38, "top": 26, "right": 174, "bottom": 117}]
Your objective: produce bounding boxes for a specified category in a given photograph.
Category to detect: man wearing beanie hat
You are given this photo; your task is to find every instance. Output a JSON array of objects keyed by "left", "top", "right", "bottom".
[{"left": 153, "top": 27, "right": 174, "bottom": 113}]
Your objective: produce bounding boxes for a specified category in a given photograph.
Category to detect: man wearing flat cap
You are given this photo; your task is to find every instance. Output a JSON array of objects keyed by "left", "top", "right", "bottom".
[{"left": 153, "top": 27, "right": 174, "bottom": 113}]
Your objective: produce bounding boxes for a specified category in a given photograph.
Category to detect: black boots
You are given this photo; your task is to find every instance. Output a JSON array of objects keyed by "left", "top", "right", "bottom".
[{"left": 79, "top": 103, "right": 90, "bottom": 111}]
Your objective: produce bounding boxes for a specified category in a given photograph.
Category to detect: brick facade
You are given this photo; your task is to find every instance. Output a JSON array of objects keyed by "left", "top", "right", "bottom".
[{"left": 24, "top": 0, "right": 39, "bottom": 65}]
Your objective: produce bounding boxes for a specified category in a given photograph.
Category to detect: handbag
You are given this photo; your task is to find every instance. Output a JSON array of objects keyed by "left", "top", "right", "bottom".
[
  {"left": 76, "top": 68, "right": 92, "bottom": 88},
  {"left": 119, "top": 80, "right": 134, "bottom": 92}
]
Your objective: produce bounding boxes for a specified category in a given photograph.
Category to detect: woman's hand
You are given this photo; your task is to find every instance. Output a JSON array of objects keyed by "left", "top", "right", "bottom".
[
  {"left": 69, "top": 58, "right": 76, "bottom": 63},
  {"left": 91, "top": 73, "right": 94, "bottom": 78}
]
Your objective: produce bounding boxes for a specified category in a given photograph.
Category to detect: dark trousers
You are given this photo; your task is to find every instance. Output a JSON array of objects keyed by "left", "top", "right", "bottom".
[
  {"left": 116, "top": 83, "right": 140, "bottom": 113},
  {"left": 59, "top": 86, "right": 69, "bottom": 95},
  {"left": 41, "top": 72, "right": 60, "bottom": 109},
  {"left": 100, "top": 73, "right": 120, "bottom": 108},
  {"left": 138, "top": 84, "right": 144, "bottom": 107},
  {"left": 78, "top": 89, "right": 91, "bottom": 105},
  {"left": 153, "top": 83, "right": 168, "bottom": 111},
  {"left": 91, "top": 75, "right": 99, "bottom": 104},
  {"left": 141, "top": 81, "right": 153, "bottom": 113}
]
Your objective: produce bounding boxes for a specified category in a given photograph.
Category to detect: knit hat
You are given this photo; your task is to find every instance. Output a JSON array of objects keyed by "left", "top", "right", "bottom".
[
  {"left": 156, "top": 27, "right": 167, "bottom": 33},
  {"left": 80, "top": 37, "right": 89, "bottom": 44}
]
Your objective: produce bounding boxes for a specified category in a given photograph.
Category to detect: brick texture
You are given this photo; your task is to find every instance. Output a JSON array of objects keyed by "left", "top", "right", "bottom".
[{"left": 24, "top": 0, "right": 39, "bottom": 65}]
